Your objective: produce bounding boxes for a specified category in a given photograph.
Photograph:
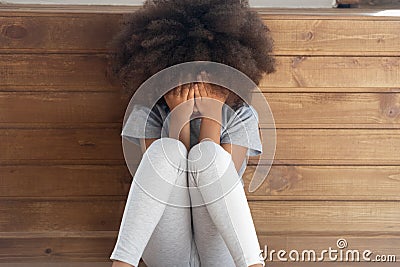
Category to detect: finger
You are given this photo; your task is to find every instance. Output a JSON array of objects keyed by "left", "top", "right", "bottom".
[
  {"left": 201, "top": 72, "right": 212, "bottom": 94},
  {"left": 197, "top": 82, "right": 203, "bottom": 98},
  {"left": 194, "top": 83, "right": 200, "bottom": 99},
  {"left": 181, "top": 83, "right": 190, "bottom": 97},
  {"left": 187, "top": 84, "right": 195, "bottom": 100},
  {"left": 165, "top": 88, "right": 172, "bottom": 97},
  {"left": 199, "top": 82, "right": 208, "bottom": 98},
  {"left": 174, "top": 84, "right": 182, "bottom": 96},
  {"left": 165, "top": 88, "right": 176, "bottom": 98},
  {"left": 205, "top": 82, "right": 213, "bottom": 96}
]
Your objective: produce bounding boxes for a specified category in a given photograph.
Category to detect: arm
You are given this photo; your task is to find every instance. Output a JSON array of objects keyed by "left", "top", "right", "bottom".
[
  {"left": 169, "top": 112, "right": 191, "bottom": 151},
  {"left": 198, "top": 113, "right": 247, "bottom": 173},
  {"left": 221, "top": 143, "right": 248, "bottom": 173},
  {"left": 139, "top": 115, "right": 191, "bottom": 153},
  {"left": 139, "top": 83, "right": 194, "bottom": 153},
  {"left": 195, "top": 78, "right": 247, "bottom": 173}
]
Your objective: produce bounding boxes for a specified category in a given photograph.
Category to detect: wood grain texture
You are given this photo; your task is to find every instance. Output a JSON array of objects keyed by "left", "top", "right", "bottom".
[
  {"left": 1, "top": 14, "right": 400, "bottom": 55},
  {"left": 0, "top": 233, "right": 398, "bottom": 265},
  {"left": 1, "top": 55, "right": 399, "bottom": 91},
  {"left": 0, "top": 199, "right": 398, "bottom": 233},
  {"left": 261, "top": 56, "right": 400, "bottom": 88},
  {"left": 0, "top": 14, "right": 121, "bottom": 53},
  {"left": 259, "top": 129, "right": 400, "bottom": 165},
  {"left": 0, "top": 92, "right": 129, "bottom": 124},
  {"left": 0, "top": 54, "right": 119, "bottom": 91},
  {"left": 256, "top": 92, "right": 400, "bottom": 128},
  {"left": 0, "top": 128, "right": 124, "bottom": 164},
  {"left": 2, "top": 128, "right": 400, "bottom": 165},
  {"left": 2, "top": 165, "right": 400, "bottom": 201},
  {"left": 0, "top": 165, "right": 132, "bottom": 198},
  {"left": 0, "top": 232, "right": 114, "bottom": 262},
  {"left": 243, "top": 165, "right": 400, "bottom": 201},
  {"left": 1, "top": 92, "right": 400, "bottom": 128},
  {"left": 266, "top": 19, "right": 400, "bottom": 56},
  {"left": 1, "top": 5, "right": 399, "bottom": 265}
]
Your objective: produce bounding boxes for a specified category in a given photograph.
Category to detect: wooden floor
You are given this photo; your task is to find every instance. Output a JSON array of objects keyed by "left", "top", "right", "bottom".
[{"left": 0, "top": 4, "right": 399, "bottom": 266}]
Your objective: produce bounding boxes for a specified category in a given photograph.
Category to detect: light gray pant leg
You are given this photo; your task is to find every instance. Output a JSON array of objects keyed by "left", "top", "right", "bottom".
[
  {"left": 110, "top": 137, "right": 200, "bottom": 267},
  {"left": 188, "top": 140, "right": 265, "bottom": 267},
  {"left": 142, "top": 138, "right": 201, "bottom": 267},
  {"left": 188, "top": 187, "right": 236, "bottom": 267}
]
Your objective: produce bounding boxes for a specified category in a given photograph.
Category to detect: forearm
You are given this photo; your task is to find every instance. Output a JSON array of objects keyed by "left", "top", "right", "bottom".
[
  {"left": 198, "top": 109, "right": 222, "bottom": 145},
  {"left": 169, "top": 113, "right": 191, "bottom": 151}
]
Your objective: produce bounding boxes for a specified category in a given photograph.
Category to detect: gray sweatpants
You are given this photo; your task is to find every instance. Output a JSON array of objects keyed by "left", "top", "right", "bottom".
[{"left": 110, "top": 137, "right": 265, "bottom": 267}]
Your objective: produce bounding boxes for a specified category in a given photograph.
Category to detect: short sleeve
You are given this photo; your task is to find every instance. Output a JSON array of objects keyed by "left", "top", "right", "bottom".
[
  {"left": 121, "top": 104, "right": 163, "bottom": 146},
  {"left": 220, "top": 104, "right": 263, "bottom": 157}
]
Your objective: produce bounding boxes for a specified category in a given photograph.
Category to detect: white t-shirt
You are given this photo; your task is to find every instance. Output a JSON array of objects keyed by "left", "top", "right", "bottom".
[{"left": 121, "top": 101, "right": 263, "bottom": 186}]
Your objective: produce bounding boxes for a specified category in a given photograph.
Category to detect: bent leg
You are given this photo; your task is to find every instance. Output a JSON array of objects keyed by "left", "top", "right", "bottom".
[
  {"left": 110, "top": 137, "right": 198, "bottom": 267},
  {"left": 142, "top": 140, "right": 201, "bottom": 267},
  {"left": 188, "top": 185, "right": 236, "bottom": 267},
  {"left": 188, "top": 140, "right": 265, "bottom": 267}
]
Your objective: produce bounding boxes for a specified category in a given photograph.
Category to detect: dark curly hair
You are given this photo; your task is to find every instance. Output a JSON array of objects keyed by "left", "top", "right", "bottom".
[{"left": 106, "top": 0, "right": 276, "bottom": 109}]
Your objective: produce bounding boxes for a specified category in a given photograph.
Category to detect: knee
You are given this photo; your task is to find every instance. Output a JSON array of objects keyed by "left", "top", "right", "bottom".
[
  {"left": 188, "top": 140, "right": 232, "bottom": 183},
  {"left": 144, "top": 137, "right": 188, "bottom": 174},
  {"left": 188, "top": 140, "right": 214, "bottom": 167}
]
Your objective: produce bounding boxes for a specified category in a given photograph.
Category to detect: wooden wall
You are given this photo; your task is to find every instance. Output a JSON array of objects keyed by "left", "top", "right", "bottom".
[{"left": 0, "top": 4, "right": 399, "bottom": 266}]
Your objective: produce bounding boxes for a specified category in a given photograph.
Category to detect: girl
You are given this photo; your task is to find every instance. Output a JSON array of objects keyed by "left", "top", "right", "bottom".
[{"left": 106, "top": 0, "right": 276, "bottom": 266}]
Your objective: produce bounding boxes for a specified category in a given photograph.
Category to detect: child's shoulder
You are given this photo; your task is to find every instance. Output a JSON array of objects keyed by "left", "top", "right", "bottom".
[{"left": 223, "top": 102, "right": 259, "bottom": 122}]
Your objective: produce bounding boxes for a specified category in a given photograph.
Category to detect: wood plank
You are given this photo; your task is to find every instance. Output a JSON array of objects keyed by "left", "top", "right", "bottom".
[
  {"left": 265, "top": 19, "right": 400, "bottom": 56},
  {"left": 0, "top": 92, "right": 129, "bottom": 124},
  {"left": 255, "top": 92, "right": 400, "bottom": 128},
  {"left": 258, "top": 87, "right": 400, "bottom": 93},
  {"left": 0, "top": 232, "right": 114, "bottom": 262},
  {"left": 0, "top": 165, "right": 132, "bottom": 198},
  {"left": 2, "top": 92, "right": 400, "bottom": 128},
  {"left": 2, "top": 128, "right": 400, "bottom": 165},
  {"left": 250, "top": 201, "right": 400, "bottom": 234},
  {"left": 1, "top": 5, "right": 400, "bottom": 20},
  {"left": 0, "top": 233, "right": 399, "bottom": 264},
  {"left": 0, "top": 199, "right": 398, "bottom": 233},
  {"left": 261, "top": 56, "right": 400, "bottom": 88},
  {"left": 1, "top": 14, "right": 400, "bottom": 56},
  {"left": 257, "top": 129, "right": 400, "bottom": 165},
  {"left": 0, "top": 54, "right": 119, "bottom": 91},
  {"left": 1, "top": 55, "right": 399, "bottom": 91},
  {"left": 0, "top": 128, "right": 124, "bottom": 164},
  {"left": 256, "top": 8, "right": 400, "bottom": 19},
  {"left": 2, "top": 165, "right": 400, "bottom": 201},
  {"left": 0, "top": 14, "right": 121, "bottom": 53},
  {"left": 0, "top": 198, "right": 125, "bottom": 232},
  {"left": 243, "top": 165, "right": 400, "bottom": 201}
]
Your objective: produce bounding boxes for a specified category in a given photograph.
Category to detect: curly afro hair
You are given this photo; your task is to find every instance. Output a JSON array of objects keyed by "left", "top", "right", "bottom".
[{"left": 106, "top": 0, "right": 276, "bottom": 108}]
